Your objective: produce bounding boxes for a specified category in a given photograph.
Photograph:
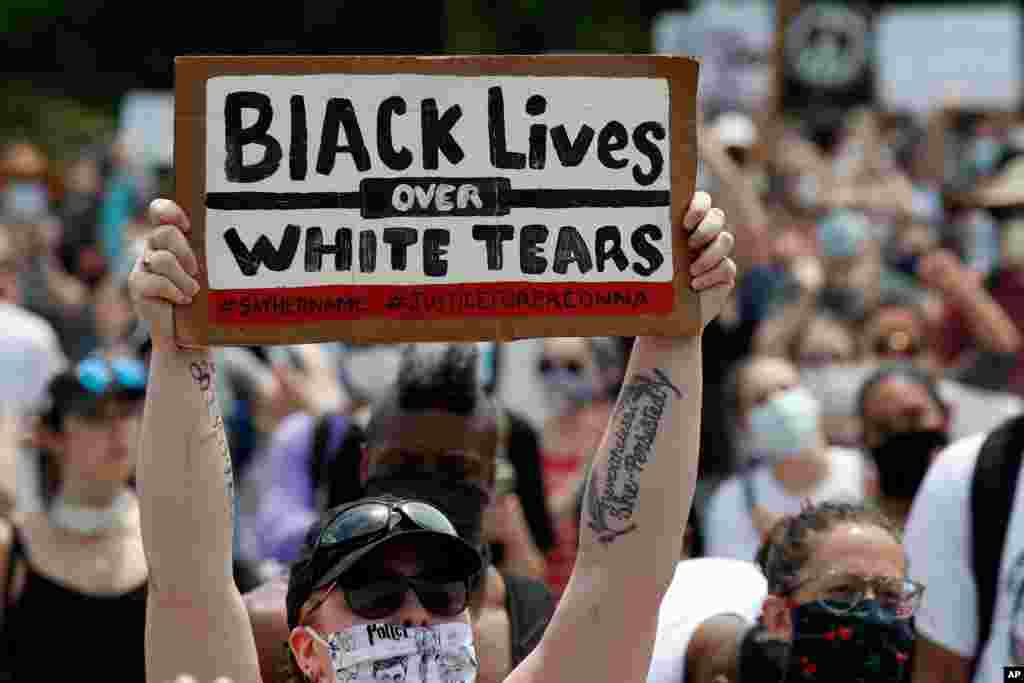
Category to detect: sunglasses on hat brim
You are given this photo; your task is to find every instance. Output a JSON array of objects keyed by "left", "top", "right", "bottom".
[{"left": 75, "top": 357, "right": 147, "bottom": 397}]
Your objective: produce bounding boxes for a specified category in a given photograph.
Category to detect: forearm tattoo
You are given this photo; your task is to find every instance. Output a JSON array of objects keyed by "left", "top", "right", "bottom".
[
  {"left": 585, "top": 368, "right": 682, "bottom": 545},
  {"left": 190, "top": 360, "right": 234, "bottom": 511}
]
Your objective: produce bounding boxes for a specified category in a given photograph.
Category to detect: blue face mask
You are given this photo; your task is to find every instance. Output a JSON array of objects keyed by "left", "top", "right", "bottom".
[
  {"left": 3, "top": 181, "right": 50, "bottom": 219},
  {"left": 967, "top": 136, "right": 1003, "bottom": 178},
  {"left": 785, "top": 599, "right": 914, "bottom": 683},
  {"left": 746, "top": 386, "right": 821, "bottom": 462},
  {"left": 540, "top": 365, "right": 596, "bottom": 407},
  {"left": 818, "top": 210, "right": 869, "bottom": 260}
]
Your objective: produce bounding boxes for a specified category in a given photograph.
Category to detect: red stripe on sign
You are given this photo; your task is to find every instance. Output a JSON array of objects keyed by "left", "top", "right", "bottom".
[{"left": 208, "top": 281, "right": 674, "bottom": 324}]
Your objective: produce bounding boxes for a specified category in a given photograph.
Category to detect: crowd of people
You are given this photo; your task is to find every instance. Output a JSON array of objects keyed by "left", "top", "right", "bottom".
[{"left": 0, "top": 72, "right": 1022, "bottom": 683}]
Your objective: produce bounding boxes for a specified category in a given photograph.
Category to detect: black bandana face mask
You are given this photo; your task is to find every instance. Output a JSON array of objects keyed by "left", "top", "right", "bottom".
[
  {"left": 784, "top": 600, "right": 914, "bottom": 683},
  {"left": 869, "top": 429, "right": 948, "bottom": 501}
]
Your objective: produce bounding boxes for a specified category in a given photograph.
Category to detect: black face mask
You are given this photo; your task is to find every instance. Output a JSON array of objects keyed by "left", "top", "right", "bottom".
[
  {"left": 737, "top": 624, "right": 789, "bottom": 683},
  {"left": 869, "top": 429, "right": 949, "bottom": 500},
  {"left": 820, "top": 287, "right": 867, "bottom": 322},
  {"left": 363, "top": 466, "right": 490, "bottom": 548},
  {"left": 784, "top": 600, "right": 914, "bottom": 683}
]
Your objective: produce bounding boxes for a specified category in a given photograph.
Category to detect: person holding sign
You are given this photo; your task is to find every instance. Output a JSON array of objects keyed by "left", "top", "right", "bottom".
[{"left": 128, "top": 190, "right": 734, "bottom": 683}]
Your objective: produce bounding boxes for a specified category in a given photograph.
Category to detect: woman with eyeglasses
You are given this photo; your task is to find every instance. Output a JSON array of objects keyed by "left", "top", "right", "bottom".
[
  {"left": 744, "top": 501, "right": 923, "bottom": 683},
  {"left": 127, "top": 192, "right": 736, "bottom": 683},
  {"left": 0, "top": 354, "right": 149, "bottom": 682}
]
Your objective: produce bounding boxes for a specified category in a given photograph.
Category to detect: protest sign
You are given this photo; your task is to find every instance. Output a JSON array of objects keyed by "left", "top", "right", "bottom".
[
  {"left": 652, "top": 4, "right": 773, "bottom": 115},
  {"left": 877, "top": 6, "right": 1021, "bottom": 116},
  {"left": 173, "top": 55, "right": 700, "bottom": 346},
  {"left": 776, "top": 0, "right": 876, "bottom": 119},
  {"left": 119, "top": 90, "right": 175, "bottom": 168}
]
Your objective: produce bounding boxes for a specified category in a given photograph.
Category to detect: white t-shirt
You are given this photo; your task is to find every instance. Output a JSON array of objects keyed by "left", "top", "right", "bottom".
[
  {"left": 0, "top": 303, "right": 66, "bottom": 514},
  {"left": 703, "top": 447, "right": 867, "bottom": 561},
  {"left": 904, "top": 429, "right": 1024, "bottom": 679},
  {"left": 646, "top": 558, "right": 768, "bottom": 683},
  {"left": 0, "top": 303, "right": 65, "bottom": 417}
]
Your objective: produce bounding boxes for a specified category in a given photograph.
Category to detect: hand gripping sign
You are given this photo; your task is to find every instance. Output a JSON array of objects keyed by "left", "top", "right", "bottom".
[{"left": 173, "top": 55, "right": 700, "bottom": 346}]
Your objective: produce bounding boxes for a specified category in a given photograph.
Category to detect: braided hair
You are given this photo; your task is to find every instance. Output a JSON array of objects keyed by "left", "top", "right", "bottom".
[{"left": 758, "top": 501, "right": 903, "bottom": 595}]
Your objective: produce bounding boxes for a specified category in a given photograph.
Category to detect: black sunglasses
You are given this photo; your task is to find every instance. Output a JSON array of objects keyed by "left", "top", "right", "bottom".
[
  {"left": 301, "top": 572, "right": 470, "bottom": 624},
  {"left": 311, "top": 500, "right": 458, "bottom": 558},
  {"left": 339, "top": 569, "right": 470, "bottom": 621}
]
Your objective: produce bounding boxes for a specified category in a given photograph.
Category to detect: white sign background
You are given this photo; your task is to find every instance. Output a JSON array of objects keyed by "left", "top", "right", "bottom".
[
  {"left": 204, "top": 75, "right": 671, "bottom": 290},
  {"left": 878, "top": 6, "right": 1021, "bottom": 113}
]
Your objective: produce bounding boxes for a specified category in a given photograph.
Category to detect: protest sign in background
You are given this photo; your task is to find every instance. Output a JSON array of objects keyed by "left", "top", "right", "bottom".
[
  {"left": 776, "top": 0, "right": 877, "bottom": 119},
  {"left": 173, "top": 55, "right": 700, "bottom": 347}
]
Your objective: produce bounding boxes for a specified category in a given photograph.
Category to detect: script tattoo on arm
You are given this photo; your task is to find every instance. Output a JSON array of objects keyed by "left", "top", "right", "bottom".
[
  {"left": 585, "top": 368, "right": 682, "bottom": 545},
  {"left": 190, "top": 360, "right": 234, "bottom": 513}
]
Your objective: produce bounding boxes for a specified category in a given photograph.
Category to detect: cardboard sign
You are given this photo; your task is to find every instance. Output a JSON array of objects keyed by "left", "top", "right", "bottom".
[{"left": 173, "top": 55, "right": 700, "bottom": 346}]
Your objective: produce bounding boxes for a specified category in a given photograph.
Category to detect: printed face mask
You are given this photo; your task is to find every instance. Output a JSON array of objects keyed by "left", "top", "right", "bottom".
[
  {"left": 784, "top": 599, "right": 914, "bottom": 683},
  {"left": 306, "top": 622, "right": 478, "bottom": 683},
  {"left": 746, "top": 386, "right": 821, "bottom": 462}
]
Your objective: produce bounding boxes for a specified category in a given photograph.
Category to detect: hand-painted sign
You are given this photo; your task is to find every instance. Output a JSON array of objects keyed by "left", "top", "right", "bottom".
[{"left": 174, "top": 55, "right": 699, "bottom": 346}]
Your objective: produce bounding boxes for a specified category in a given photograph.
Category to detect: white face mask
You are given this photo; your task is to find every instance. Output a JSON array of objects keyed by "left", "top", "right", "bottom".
[
  {"left": 745, "top": 386, "right": 821, "bottom": 462},
  {"left": 306, "top": 622, "right": 478, "bottom": 683}
]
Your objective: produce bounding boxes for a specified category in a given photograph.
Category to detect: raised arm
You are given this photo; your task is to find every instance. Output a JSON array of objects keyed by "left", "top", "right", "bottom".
[
  {"left": 918, "top": 249, "right": 1022, "bottom": 356},
  {"left": 130, "top": 200, "right": 262, "bottom": 683},
  {"left": 697, "top": 127, "right": 768, "bottom": 274},
  {"left": 510, "top": 192, "right": 736, "bottom": 683}
]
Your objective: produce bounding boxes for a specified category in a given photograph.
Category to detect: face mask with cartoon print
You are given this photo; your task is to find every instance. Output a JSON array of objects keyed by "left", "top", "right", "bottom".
[{"left": 305, "top": 622, "right": 478, "bottom": 683}]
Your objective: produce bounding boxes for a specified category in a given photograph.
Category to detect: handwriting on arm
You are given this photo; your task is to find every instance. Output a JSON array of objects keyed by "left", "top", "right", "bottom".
[
  {"left": 189, "top": 360, "right": 234, "bottom": 513},
  {"left": 585, "top": 368, "right": 682, "bottom": 545}
]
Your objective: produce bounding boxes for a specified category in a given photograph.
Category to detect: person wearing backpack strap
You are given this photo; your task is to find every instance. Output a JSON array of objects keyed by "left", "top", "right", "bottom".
[{"left": 905, "top": 412, "right": 1024, "bottom": 683}]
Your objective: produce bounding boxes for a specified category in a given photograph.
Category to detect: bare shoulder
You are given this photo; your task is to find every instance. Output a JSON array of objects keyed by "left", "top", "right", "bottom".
[
  {"left": 912, "top": 633, "right": 971, "bottom": 683},
  {"left": 0, "top": 515, "right": 15, "bottom": 603},
  {"left": 0, "top": 510, "right": 29, "bottom": 554},
  {"left": 243, "top": 575, "right": 289, "bottom": 610},
  {"left": 0, "top": 516, "right": 11, "bottom": 558},
  {"left": 686, "top": 613, "right": 748, "bottom": 682},
  {"left": 244, "top": 576, "right": 291, "bottom": 683}
]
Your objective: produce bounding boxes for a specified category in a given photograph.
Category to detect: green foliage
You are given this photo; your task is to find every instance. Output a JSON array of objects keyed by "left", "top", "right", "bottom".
[
  {"left": 0, "top": 0, "right": 67, "bottom": 33},
  {"left": 0, "top": 82, "right": 116, "bottom": 163}
]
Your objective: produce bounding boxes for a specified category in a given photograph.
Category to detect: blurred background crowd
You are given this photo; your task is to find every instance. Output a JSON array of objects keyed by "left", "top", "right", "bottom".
[{"left": 0, "top": 0, "right": 1022, "bottom": 680}]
